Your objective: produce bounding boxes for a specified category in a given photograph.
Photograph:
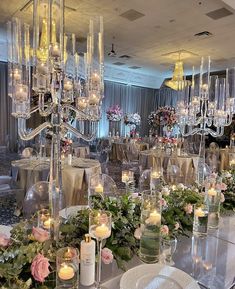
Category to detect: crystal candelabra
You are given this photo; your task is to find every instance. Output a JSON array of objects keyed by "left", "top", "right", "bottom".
[
  {"left": 7, "top": 0, "right": 104, "bottom": 240},
  {"left": 176, "top": 57, "right": 235, "bottom": 182}
]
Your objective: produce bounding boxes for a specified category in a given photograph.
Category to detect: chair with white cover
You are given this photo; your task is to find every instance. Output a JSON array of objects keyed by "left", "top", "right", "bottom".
[{"left": 23, "top": 181, "right": 49, "bottom": 219}]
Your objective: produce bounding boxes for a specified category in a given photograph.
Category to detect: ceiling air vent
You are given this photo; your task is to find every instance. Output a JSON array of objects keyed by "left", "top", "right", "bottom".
[
  {"left": 119, "top": 9, "right": 145, "bottom": 21},
  {"left": 113, "top": 62, "right": 125, "bottom": 66},
  {"left": 206, "top": 7, "right": 233, "bottom": 20},
  {"left": 194, "top": 31, "right": 213, "bottom": 37},
  {"left": 119, "top": 55, "right": 131, "bottom": 59},
  {"left": 129, "top": 66, "right": 141, "bottom": 69}
]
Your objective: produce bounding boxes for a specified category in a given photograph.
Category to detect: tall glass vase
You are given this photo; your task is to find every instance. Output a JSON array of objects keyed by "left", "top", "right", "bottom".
[{"left": 139, "top": 190, "right": 161, "bottom": 263}]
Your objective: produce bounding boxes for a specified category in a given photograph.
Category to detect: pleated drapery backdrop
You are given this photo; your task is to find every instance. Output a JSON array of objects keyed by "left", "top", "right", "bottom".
[{"left": 98, "top": 81, "right": 160, "bottom": 137}]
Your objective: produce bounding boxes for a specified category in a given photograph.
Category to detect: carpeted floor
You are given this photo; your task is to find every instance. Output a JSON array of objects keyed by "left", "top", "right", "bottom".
[{"left": 0, "top": 152, "right": 139, "bottom": 226}]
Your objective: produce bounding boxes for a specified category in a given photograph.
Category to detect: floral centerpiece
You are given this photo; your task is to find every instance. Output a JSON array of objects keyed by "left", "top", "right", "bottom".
[
  {"left": 124, "top": 113, "right": 141, "bottom": 126},
  {"left": 0, "top": 186, "right": 204, "bottom": 288},
  {"left": 148, "top": 106, "right": 177, "bottom": 129},
  {"left": 220, "top": 170, "right": 235, "bottom": 211},
  {"left": 106, "top": 105, "right": 123, "bottom": 122}
]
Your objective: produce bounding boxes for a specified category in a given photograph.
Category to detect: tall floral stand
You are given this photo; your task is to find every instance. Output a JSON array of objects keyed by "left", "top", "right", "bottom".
[{"left": 109, "top": 121, "right": 120, "bottom": 137}]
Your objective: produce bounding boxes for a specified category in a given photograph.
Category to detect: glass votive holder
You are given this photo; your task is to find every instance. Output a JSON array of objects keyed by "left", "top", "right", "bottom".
[
  {"left": 122, "top": 170, "right": 130, "bottom": 183},
  {"left": 56, "top": 247, "right": 79, "bottom": 289},
  {"left": 38, "top": 209, "right": 52, "bottom": 231},
  {"left": 193, "top": 204, "right": 208, "bottom": 236},
  {"left": 150, "top": 167, "right": 162, "bottom": 192}
]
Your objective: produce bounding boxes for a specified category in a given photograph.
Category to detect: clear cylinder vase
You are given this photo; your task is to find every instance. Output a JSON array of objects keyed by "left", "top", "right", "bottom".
[{"left": 139, "top": 190, "right": 161, "bottom": 263}]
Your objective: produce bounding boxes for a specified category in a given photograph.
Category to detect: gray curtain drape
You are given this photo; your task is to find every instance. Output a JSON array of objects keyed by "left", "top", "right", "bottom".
[
  {"left": 0, "top": 62, "right": 18, "bottom": 151},
  {"left": 99, "top": 81, "right": 159, "bottom": 137}
]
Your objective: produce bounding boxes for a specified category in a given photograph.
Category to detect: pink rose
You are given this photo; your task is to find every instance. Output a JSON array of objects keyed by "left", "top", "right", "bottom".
[
  {"left": 160, "top": 225, "right": 169, "bottom": 236},
  {"left": 174, "top": 222, "right": 180, "bottom": 230},
  {"left": 32, "top": 227, "right": 49, "bottom": 243},
  {"left": 159, "top": 198, "right": 167, "bottom": 207},
  {"left": 216, "top": 183, "right": 227, "bottom": 191},
  {"left": 0, "top": 233, "right": 10, "bottom": 247},
  {"left": 101, "top": 248, "right": 113, "bottom": 265},
  {"left": 184, "top": 203, "right": 193, "bottom": 214},
  {"left": 134, "top": 227, "right": 142, "bottom": 240},
  {"left": 31, "top": 254, "right": 50, "bottom": 282},
  {"left": 220, "top": 193, "right": 225, "bottom": 203}
]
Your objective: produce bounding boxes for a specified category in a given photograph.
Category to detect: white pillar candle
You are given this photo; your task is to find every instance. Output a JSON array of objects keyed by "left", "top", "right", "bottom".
[
  {"left": 95, "top": 224, "right": 109, "bottom": 238},
  {"left": 51, "top": 43, "right": 61, "bottom": 57},
  {"left": 58, "top": 264, "right": 75, "bottom": 280},
  {"left": 122, "top": 173, "right": 129, "bottom": 183}
]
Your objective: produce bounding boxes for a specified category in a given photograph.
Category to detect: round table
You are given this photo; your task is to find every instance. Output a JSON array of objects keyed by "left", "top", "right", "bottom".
[
  {"left": 139, "top": 150, "right": 199, "bottom": 185},
  {"left": 110, "top": 141, "right": 149, "bottom": 162},
  {"left": 11, "top": 157, "right": 101, "bottom": 206}
]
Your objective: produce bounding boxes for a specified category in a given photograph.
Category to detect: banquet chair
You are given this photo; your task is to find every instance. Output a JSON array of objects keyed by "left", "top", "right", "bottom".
[
  {"left": 206, "top": 142, "right": 220, "bottom": 172},
  {"left": 23, "top": 181, "right": 49, "bottom": 219},
  {"left": 32, "top": 162, "right": 50, "bottom": 184},
  {"left": 166, "top": 164, "right": 180, "bottom": 185}
]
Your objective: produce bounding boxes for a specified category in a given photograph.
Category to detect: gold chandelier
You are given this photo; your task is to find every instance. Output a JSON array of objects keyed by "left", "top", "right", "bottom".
[{"left": 164, "top": 59, "right": 191, "bottom": 90}]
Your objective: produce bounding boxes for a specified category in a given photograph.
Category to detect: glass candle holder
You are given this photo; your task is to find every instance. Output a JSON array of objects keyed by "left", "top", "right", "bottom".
[
  {"left": 89, "top": 174, "right": 104, "bottom": 207},
  {"left": 89, "top": 210, "right": 112, "bottom": 289},
  {"left": 56, "top": 247, "right": 79, "bottom": 289},
  {"left": 139, "top": 190, "right": 161, "bottom": 263},
  {"left": 161, "top": 237, "right": 177, "bottom": 266},
  {"left": 38, "top": 209, "right": 52, "bottom": 231},
  {"left": 150, "top": 167, "right": 162, "bottom": 192},
  {"left": 205, "top": 182, "right": 221, "bottom": 230},
  {"left": 193, "top": 204, "right": 208, "bottom": 236}
]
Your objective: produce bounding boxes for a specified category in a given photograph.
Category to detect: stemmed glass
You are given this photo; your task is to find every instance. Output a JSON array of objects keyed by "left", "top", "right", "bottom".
[{"left": 89, "top": 210, "right": 112, "bottom": 289}]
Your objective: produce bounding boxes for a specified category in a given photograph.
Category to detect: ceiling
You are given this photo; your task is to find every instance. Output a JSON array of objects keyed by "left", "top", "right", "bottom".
[{"left": 0, "top": 0, "right": 235, "bottom": 88}]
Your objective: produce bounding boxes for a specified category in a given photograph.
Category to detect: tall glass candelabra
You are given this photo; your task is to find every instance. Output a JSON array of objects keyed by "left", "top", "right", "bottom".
[
  {"left": 176, "top": 57, "right": 235, "bottom": 183},
  {"left": 7, "top": 0, "right": 104, "bottom": 241}
]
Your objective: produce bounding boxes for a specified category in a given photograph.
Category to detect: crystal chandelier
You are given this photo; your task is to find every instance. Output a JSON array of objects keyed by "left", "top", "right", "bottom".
[
  {"left": 164, "top": 56, "right": 191, "bottom": 91},
  {"left": 7, "top": 0, "right": 104, "bottom": 240},
  {"left": 176, "top": 57, "right": 235, "bottom": 182}
]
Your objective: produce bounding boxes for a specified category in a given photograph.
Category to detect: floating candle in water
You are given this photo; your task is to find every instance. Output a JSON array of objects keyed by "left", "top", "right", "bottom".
[
  {"left": 58, "top": 263, "right": 75, "bottom": 280},
  {"left": 95, "top": 224, "right": 109, "bottom": 239},
  {"left": 146, "top": 210, "right": 161, "bottom": 225},
  {"left": 208, "top": 187, "right": 217, "bottom": 197},
  {"left": 195, "top": 208, "right": 205, "bottom": 217},
  {"left": 95, "top": 184, "right": 104, "bottom": 194}
]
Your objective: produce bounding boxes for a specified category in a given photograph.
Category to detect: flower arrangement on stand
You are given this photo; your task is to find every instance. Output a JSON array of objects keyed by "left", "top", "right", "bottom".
[
  {"left": 148, "top": 106, "right": 177, "bottom": 137},
  {"left": 220, "top": 170, "right": 235, "bottom": 211},
  {"left": 124, "top": 113, "right": 141, "bottom": 137},
  {"left": 106, "top": 105, "right": 123, "bottom": 122}
]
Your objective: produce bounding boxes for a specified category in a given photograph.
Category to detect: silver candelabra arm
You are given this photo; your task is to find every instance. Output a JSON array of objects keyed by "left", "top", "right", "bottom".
[
  {"left": 18, "top": 118, "right": 52, "bottom": 141},
  {"left": 61, "top": 122, "right": 95, "bottom": 141}
]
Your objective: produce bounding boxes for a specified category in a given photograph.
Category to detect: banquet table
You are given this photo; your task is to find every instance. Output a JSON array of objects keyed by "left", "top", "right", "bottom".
[
  {"left": 11, "top": 157, "right": 101, "bottom": 207},
  {"left": 219, "top": 148, "right": 235, "bottom": 171},
  {"left": 79, "top": 215, "right": 235, "bottom": 289},
  {"left": 110, "top": 141, "right": 149, "bottom": 162},
  {"left": 139, "top": 150, "right": 199, "bottom": 185}
]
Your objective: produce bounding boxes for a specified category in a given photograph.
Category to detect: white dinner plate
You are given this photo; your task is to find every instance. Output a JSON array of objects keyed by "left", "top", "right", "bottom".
[
  {"left": 59, "top": 205, "right": 89, "bottom": 219},
  {"left": 120, "top": 264, "right": 200, "bottom": 289}
]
